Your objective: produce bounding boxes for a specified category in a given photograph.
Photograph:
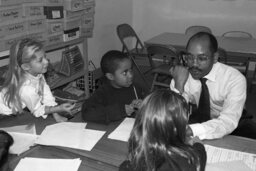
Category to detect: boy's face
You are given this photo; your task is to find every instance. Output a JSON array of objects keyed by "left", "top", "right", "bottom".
[{"left": 108, "top": 58, "right": 134, "bottom": 88}]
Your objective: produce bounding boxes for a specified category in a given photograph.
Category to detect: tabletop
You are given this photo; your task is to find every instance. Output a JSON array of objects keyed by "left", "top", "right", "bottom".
[
  {"left": 145, "top": 32, "right": 256, "bottom": 58},
  {"left": 2, "top": 112, "right": 256, "bottom": 171}
]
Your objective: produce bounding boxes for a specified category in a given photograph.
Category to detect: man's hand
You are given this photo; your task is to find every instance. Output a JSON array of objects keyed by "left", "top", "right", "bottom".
[{"left": 169, "top": 65, "right": 189, "bottom": 93}]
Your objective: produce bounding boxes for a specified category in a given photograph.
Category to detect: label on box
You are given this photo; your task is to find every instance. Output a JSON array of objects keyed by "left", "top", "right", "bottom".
[
  {"left": 64, "top": 0, "right": 84, "bottom": 11},
  {"left": 23, "top": 4, "right": 44, "bottom": 18},
  {"left": 0, "top": 6, "right": 22, "bottom": 21},
  {"left": 47, "top": 19, "right": 63, "bottom": 34},
  {"left": 63, "top": 27, "right": 80, "bottom": 41},
  {"left": 47, "top": 33, "right": 63, "bottom": 45},
  {"left": 44, "top": 6, "right": 64, "bottom": 19},
  {"left": 27, "top": 17, "right": 46, "bottom": 31}
]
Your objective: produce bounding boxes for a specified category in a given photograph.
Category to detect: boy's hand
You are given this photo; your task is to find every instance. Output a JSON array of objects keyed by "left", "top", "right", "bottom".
[
  {"left": 131, "top": 99, "right": 143, "bottom": 110},
  {"left": 125, "top": 104, "right": 134, "bottom": 116}
]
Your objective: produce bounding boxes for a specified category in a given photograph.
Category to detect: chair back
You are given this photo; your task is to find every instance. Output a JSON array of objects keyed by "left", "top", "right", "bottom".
[
  {"left": 146, "top": 44, "right": 180, "bottom": 69},
  {"left": 222, "top": 31, "right": 252, "bottom": 39},
  {"left": 116, "top": 23, "right": 145, "bottom": 54},
  {"left": 218, "top": 48, "right": 227, "bottom": 64},
  {"left": 185, "top": 26, "right": 212, "bottom": 37}
]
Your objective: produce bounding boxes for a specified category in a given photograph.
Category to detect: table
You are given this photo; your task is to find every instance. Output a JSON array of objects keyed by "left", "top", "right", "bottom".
[
  {"left": 145, "top": 32, "right": 256, "bottom": 60},
  {"left": 2, "top": 112, "right": 256, "bottom": 171},
  {"left": 2, "top": 113, "right": 127, "bottom": 171}
]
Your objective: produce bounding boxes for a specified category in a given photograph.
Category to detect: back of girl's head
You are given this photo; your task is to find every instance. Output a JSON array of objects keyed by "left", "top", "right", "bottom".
[
  {"left": 100, "top": 50, "right": 130, "bottom": 74},
  {"left": 0, "top": 130, "right": 13, "bottom": 169},
  {"left": 128, "top": 89, "right": 190, "bottom": 170},
  {"left": 1, "top": 38, "right": 44, "bottom": 113}
]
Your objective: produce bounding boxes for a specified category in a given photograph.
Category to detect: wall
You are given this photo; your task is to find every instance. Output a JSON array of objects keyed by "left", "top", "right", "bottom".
[
  {"left": 87, "top": 0, "right": 133, "bottom": 68},
  {"left": 133, "top": 0, "right": 256, "bottom": 41},
  {"left": 132, "top": 0, "right": 256, "bottom": 72}
]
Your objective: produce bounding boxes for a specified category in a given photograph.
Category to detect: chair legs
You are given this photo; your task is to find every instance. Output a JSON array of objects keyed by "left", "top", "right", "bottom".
[
  {"left": 130, "top": 55, "right": 151, "bottom": 90},
  {"left": 150, "top": 73, "right": 172, "bottom": 92}
]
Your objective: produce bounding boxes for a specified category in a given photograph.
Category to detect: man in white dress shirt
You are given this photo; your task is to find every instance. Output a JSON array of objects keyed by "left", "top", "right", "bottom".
[{"left": 170, "top": 32, "right": 256, "bottom": 140}]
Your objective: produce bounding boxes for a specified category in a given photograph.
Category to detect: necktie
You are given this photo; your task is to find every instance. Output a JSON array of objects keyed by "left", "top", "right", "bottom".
[{"left": 189, "top": 78, "right": 210, "bottom": 123}]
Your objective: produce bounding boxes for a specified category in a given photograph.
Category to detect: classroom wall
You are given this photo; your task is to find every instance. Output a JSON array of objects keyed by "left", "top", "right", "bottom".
[
  {"left": 89, "top": 0, "right": 256, "bottom": 70},
  {"left": 87, "top": 0, "right": 133, "bottom": 68},
  {"left": 131, "top": 0, "right": 256, "bottom": 72},
  {"left": 132, "top": 0, "right": 256, "bottom": 41}
]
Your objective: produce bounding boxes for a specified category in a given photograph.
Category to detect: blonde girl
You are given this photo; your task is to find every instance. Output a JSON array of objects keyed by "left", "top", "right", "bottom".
[{"left": 0, "top": 38, "right": 75, "bottom": 122}]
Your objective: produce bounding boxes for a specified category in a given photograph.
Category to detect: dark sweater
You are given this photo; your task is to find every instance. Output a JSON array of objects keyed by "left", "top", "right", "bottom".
[
  {"left": 119, "top": 143, "right": 206, "bottom": 171},
  {"left": 81, "top": 81, "right": 147, "bottom": 124}
]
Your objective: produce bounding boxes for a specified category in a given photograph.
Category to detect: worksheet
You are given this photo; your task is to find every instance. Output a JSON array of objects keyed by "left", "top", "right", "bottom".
[{"left": 205, "top": 145, "right": 256, "bottom": 171}]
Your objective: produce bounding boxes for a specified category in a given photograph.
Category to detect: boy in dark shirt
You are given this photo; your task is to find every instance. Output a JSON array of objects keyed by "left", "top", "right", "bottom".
[{"left": 81, "top": 50, "right": 147, "bottom": 124}]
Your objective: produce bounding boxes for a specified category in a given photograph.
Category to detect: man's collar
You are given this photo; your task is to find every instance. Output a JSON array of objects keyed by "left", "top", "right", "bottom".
[{"left": 203, "top": 62, "right": 220, "bottom": 82}]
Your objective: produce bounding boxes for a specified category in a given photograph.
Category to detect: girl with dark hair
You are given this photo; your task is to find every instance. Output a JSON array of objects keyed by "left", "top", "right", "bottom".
[
  {"left": 0, "top": 130, "right": 13, "bottom": 171},
  {"left": 120, "top": 89, "right": 206, "bottom": 171}
]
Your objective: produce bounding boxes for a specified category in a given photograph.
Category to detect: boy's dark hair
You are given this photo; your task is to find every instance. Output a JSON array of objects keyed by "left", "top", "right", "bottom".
[{"left": 100, "top": 50, "right": 130, "bottom": 74}]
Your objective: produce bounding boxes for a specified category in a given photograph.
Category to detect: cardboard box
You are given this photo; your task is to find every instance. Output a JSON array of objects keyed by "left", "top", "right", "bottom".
[
  {"left": 63, "top": 16, "right": 81, "bottom": 30},
  {"left": 0, "top": 0, "right": 21, "bottom": 6},
  {"left": 0, "top": 5, "right": 22, "bottom": 22},
  {"left": 22, "top": 3, "right": 44, "bottom": 18},
  {"left": 44, "top": 0, "right": 63, "bottom": 6},
  {"left": 4, "top": 33, "right": 26, "bottom": 50},
  {"left": 26, "top": 30, "right": 47, "bottom": 42},
  {"left": 23, "top": 0, "right": 42, "bottom": 3},
  {"left": 46, "top": 19, "right": 64, "bottom": 34},
  {"left": 83, "top": 0, "right": 94, "bottom": 5},
  {"left": 83, "top": 2, "right": 95, "bottom": 14},
  {"left": 64, "top": 0, "right": 84, "bottom": 11},
  {"left": 44, "top": 6, "right": 64, "bottom": 19},
  {"left": 27, "top": 16, "right": 46, "bottom": 31},
  {"left": 63, "top": 9, "right": 84, "bottom": 19},
  {"left": 0, "top": 19, "right": 27, "bottom": 37},
  {"left": 81, "top": 27, "right": 92, "bottom": 38},
  {"left": 47, "top": 32, "right": 63, "bottom": 45},
  {"left": 81, "top": 14, "right": 94, "bottom": 28}
]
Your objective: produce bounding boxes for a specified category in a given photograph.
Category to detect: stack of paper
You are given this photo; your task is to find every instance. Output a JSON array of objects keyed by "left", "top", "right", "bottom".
[
  {"left": 108, "top": 118, "right": 135, "bottom": 142},
  {"left": 0, "top": 124, "right": 38, "bottom": 155},
  {"left": 14, "top": 158, "right": 81, "bottom": 171},
  {"left": 35, "top": 122, "right": 105, "bottom": 151},
  {"left": 205, "top": 144, "right": 256, "bottom": 171}
]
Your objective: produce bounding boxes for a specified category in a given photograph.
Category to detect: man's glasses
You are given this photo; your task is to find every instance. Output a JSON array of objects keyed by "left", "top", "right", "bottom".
[{"left": 183, "top": 53, "right": 211, "bottom": 63}]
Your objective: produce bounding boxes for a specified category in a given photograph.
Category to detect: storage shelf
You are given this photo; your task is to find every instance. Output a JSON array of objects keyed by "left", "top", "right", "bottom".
[
  {"left": 45, "top": 37, "right": 86, "bottom": 52},
  {"left": 0, "top": 37, "right": 86, "bottom": 58},
  {"left": 50, "top": 70, "right": 85, "bottom": 90}
]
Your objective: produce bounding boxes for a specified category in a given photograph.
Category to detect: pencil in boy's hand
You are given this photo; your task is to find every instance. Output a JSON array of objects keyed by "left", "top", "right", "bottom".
[{"left": 133, "top": 86, "right": 138, "bottom": 99}]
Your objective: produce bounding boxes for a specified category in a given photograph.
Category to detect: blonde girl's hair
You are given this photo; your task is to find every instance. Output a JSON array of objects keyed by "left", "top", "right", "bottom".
[
  {"left": 128, "top": 89, "right": 202, "bottom": 171},
  {"left": 0, "top": 38, "right": 44, "bottom": 114}
]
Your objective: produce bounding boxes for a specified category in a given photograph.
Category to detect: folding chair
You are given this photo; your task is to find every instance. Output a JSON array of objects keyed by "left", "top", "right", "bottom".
[
  {"left": 146, "top": 44, "right": 180, "bottom": 92},
  {"left": 222, "top": 31, "right": 252, "bottom": 76},
  {"left": 116, "top": 23, "right": 150, "bottom": 88}
]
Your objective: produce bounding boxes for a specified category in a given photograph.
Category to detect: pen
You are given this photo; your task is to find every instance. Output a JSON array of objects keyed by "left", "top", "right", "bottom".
[{"left": 133, "top": 86, "right": 138, "bottom": 100}]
